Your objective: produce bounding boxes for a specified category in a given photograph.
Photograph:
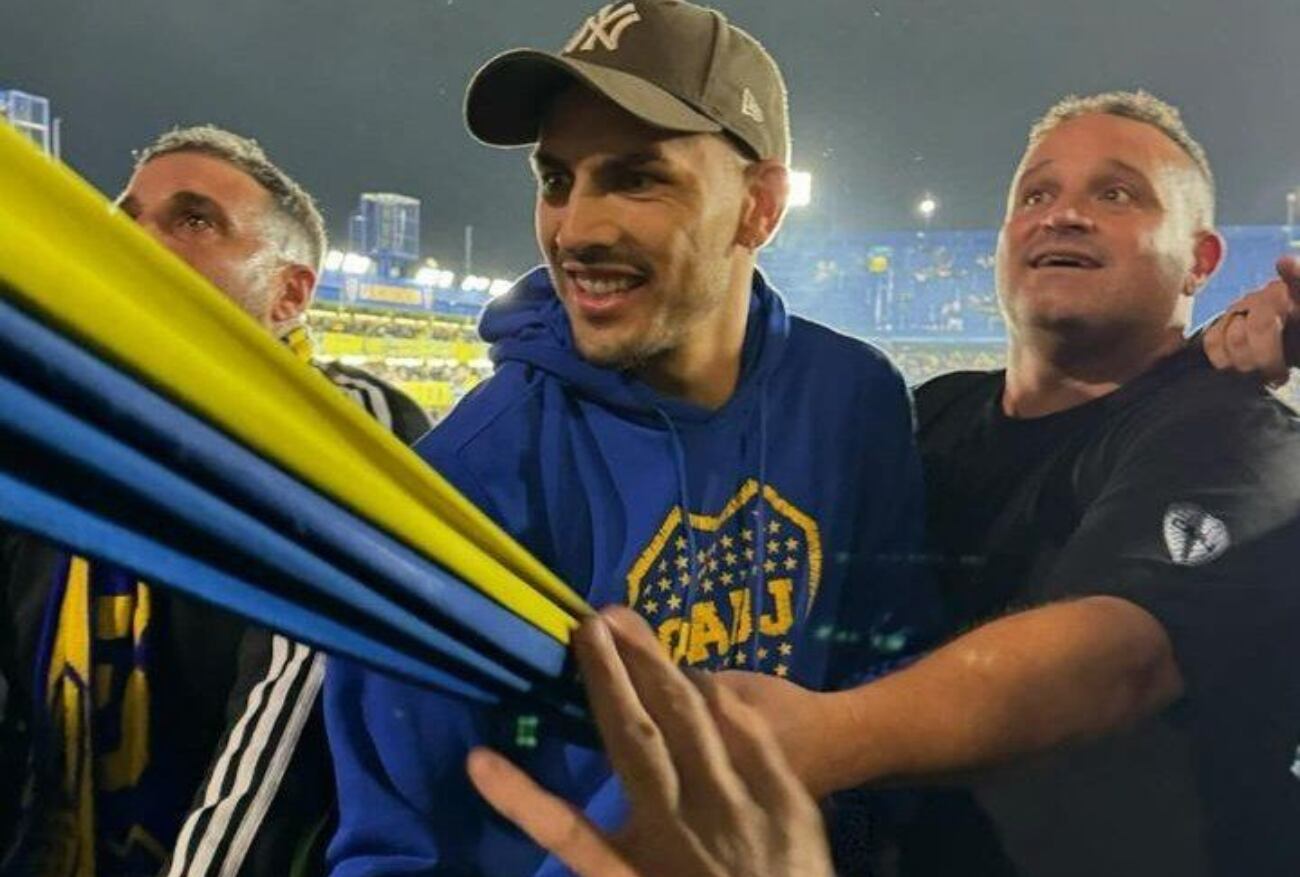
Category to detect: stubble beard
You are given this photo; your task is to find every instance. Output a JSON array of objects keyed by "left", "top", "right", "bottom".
[
  {"left": 576, "top": 267, "right": 731, "bottom": 374},
  {"left": 232, "top": 243, "right": 283, "bottom": 331},
  {"left": 573, "top": 308, "right": 679, "bottom": 372}
]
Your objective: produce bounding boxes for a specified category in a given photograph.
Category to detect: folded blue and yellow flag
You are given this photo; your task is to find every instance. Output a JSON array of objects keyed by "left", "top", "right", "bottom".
[{"left": 0, "top": 120, "right": 590, "bottom": 714}]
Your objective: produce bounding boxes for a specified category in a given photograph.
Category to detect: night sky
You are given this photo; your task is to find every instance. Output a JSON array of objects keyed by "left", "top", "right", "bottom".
[{"left": 4, "top": 0, "right": 1298, "bottom": 278}]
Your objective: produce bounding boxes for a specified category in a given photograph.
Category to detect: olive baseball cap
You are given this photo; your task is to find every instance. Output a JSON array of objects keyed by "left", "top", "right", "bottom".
[{"left": 464, "top": 0, "right": 790, "bottom": 164}]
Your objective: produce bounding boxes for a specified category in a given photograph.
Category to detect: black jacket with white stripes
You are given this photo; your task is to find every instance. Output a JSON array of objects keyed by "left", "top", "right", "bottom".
[{"left": 0, "top": 361, "right": 432, "bottom": 877}]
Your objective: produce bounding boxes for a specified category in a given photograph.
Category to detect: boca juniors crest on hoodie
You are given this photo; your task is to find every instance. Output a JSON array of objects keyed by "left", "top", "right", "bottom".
[{"left": 628, "top": 478, "right": 817, "bottom": 673}]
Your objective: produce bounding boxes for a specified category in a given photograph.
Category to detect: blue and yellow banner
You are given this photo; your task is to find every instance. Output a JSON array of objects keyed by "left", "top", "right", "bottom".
[{"left": 0, "top": 121, "right": 589, "bottom": 644}]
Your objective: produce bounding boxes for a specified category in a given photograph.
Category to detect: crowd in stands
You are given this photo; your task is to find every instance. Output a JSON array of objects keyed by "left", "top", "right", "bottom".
[
  {"left": 314, "top": 309, "right": 479, "bottom": 341},
  {"left": 308, "top": 307, "right": 490, "bottom": 419},
  {"left": 879, "top": 341, "right": 1297, "bottom": 403},
  {"left": 760, "top": 228, "right": 1006, "bottom": 339},
  {"left": 310, "top": 225, "right": 1300, "bottom": 418},
  {"left": 761, "top": 224, "right": 1296, "bottom": 342},
  {"left": 877, "top": 341, "right": 1006, "bottom": 387}
]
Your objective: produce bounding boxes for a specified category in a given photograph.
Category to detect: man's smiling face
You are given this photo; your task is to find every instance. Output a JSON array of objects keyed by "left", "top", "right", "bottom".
[
  {"left": 532, "top": 85, "right": 749, "bottom": 370},
  {"left": 996, "top": 111, "right": 1211, "bottom": 341}
]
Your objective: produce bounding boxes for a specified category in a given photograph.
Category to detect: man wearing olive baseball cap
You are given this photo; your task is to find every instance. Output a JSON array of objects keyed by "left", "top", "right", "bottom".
[{"left": 323, "top": 3, "right": 939, "bottom": 874}]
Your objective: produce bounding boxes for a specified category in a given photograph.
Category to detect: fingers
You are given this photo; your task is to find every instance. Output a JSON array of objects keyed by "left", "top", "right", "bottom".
[
  {"left": 1247, "top": 306, "right": 1289, "bottom": 386},
  {"left": 1204, "top": 294, "right": 1259, "bottom": 372},
  {"left": 1220, "top": 308, "right": 1257, "bottom": 377},
  {"left": 1222, "top": 302, "right": 1287, "bottom": 385},
  {"left": 1203, "top": 311, "right": 1231, "bottom": 370},
  {"left": 1200, "top": 258, "right": 1300, "bottom": 380},
  {"left": 692, "top": 671, "right": 817, "bottom": 811},
  {"left": 467, "top": 747, "right": 639, "bottom": 877},
  {"left": 546, "top": 611, "right": 831, "bottom": 877},
  {"left": 693, "top": 676, "right": 834, "bottom": 875},
  {"left": 571, "top": 613, "right": 680, "bottom": 813},
  {"left": 1205, "top": 281, "right": 1292, "bottom": 384},
  {"left": 601, "top": 608, "right": 752, "bottom": 816},
  {"left": 1277, "top": 255, "right": 1300, "bottom": 299}
]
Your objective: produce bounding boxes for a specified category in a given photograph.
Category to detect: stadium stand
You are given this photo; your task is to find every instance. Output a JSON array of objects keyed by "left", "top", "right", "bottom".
[
  {"left": 309, "top": 225, "right": 1300, "bottom": 418},
  {"left": 759, "top": 224, "right": 1300, "bottom": 403},
  {"left": 309, "top": 307, "right": 490, "bottom": 421}
]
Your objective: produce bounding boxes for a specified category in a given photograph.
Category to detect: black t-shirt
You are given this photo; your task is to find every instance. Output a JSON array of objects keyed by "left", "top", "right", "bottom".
[{"left": 916, "top": 344, "right": 1300, "bottom": 877}]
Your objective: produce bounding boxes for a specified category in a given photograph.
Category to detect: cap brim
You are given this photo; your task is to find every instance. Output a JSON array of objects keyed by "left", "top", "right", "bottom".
[{"left": 465, "top": 49, "right": 722, "bottom": 148}]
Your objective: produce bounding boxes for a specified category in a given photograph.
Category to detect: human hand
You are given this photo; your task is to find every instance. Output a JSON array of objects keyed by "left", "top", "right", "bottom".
[
  {"left": 711, "top": 670, "right": 846, "bottom": 798},
  {"left": 466, "top": 606, "right": 833, "bottom": 877},
  {"left": 1203, "top": 255, "right": 1300, "bottom": 386}
]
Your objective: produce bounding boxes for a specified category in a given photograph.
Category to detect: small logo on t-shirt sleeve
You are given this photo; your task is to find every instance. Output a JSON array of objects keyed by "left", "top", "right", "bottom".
[{"left": 1162, "top": 502, "right": 1230, "bottom": 566}]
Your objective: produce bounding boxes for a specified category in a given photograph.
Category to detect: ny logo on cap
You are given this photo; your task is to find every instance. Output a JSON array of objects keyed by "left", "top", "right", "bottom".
[
  {"left": 565, "top": 2, "right": 643, "bottom": 53},
  {"left": 741, "top": 87, "right": 765, "bottom": 123}
]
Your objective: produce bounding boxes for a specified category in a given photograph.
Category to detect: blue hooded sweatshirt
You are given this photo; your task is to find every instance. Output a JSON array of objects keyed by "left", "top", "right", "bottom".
[{"left": 324, "top": 267, "right": 939, "bottom": 876}]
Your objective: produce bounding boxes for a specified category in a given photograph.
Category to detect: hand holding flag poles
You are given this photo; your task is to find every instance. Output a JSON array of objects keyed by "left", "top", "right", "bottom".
[{"left": 0, "top": 121, "right": 592, "bottom": 721}]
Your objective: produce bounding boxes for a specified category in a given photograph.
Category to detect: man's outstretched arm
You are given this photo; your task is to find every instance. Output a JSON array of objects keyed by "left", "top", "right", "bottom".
[
  {"left": 717, "top": 594, "right": 1184, "bottom": 796},
  {"left": 468, "top": 607, "right": 834, "bottom": 877}
]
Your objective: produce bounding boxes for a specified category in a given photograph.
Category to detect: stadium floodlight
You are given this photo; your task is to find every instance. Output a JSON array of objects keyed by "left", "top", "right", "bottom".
[
  {"left": 341, "top": 252, "right": 372, "bottom": 275},
  {"left": 916, "top": 194, "right": 938, "bottom": 222},
  {"left": 324, "top": 249, "right": 345, "bottom": 272},
  {"left": 489, "top": 279, "right": 513, "bottom": 298},
  {"left": 788, "top": 170, "right": 813, "bottom": 208}
]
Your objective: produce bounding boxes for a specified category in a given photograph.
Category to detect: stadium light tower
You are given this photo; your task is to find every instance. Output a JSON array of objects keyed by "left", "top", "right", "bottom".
[
  {"left": 0, "top": 88, "right": 58, "bottom": 158},
  {"left": 788, "top": 170, "right": 813, "bottom": 209}
]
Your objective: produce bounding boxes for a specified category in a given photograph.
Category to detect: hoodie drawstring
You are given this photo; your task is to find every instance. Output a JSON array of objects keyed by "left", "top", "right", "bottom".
[
  {"left": 656, "top": 380, "right": 774, "bottom": 672},
  {"left": 654, "top": 406, "right": 702, "bottom": 662},
  {"left": 749, "top": 379, "right": 771, "bottom": 670}
]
